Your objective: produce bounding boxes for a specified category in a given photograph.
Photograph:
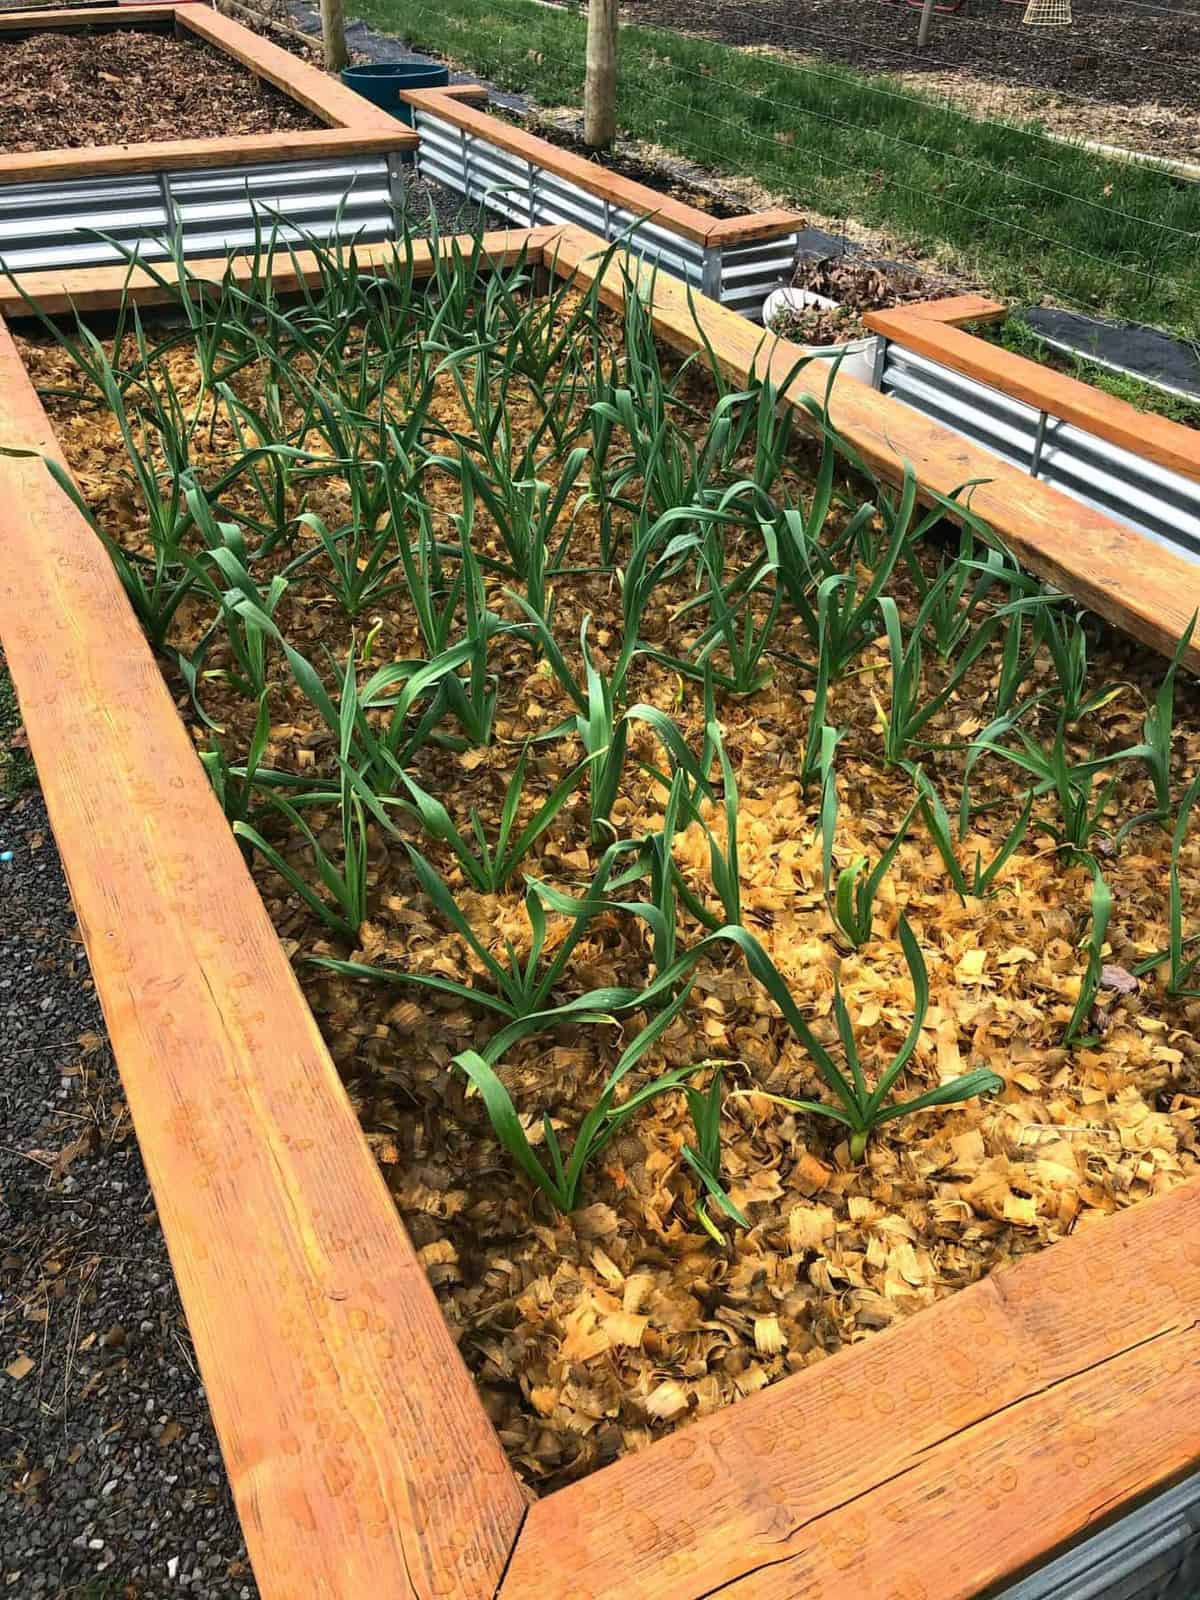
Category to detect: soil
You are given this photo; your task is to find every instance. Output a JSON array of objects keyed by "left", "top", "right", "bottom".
[
  {"left": 0, "top": 27, "right": 321, "bottom": 155},
  {"left": 0, "top": 780, "right": 256, "bottom": 1598},
  {"left": 618, "top": 0, "right": 1200, "bottom": 131},
  {"left": 510, "top": 106, "right": 746, "bottom": 218},
  {"left": 14, "top": 293, "right": 1200, "bottom": 1496}
]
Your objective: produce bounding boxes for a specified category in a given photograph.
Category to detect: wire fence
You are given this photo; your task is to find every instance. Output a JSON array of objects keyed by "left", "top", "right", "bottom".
[{"left": 220, "top": 0, "right": 1200, "bottom": 335}]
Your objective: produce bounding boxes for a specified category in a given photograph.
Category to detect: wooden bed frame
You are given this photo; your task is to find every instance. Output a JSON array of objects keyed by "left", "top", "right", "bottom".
[
  {"left": 865, "top": 295, "right": 1200, "bottom": 488},
  {"left": 1, "top": 223, "right": 1196, "bottom": 1600},
  {"left": 0, "top": 3, "right": 418, "bottom": 177}
]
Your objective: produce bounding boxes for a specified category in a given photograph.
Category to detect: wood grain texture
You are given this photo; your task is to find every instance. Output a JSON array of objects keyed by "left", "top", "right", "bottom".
[
  {"left": 866, "top": 303, "right": 1200, "bottom": 483},
  {"left": 400, "top": 88, "right": 805, "bottom": 246},
  {"left": 4, "top": 224, "right": 1198, "bottom": 1600},
  {"left": 549, "top": 225, "right": 1200, "bottom": 671},
  {"left": 898, "top": 292, "right": 1007, "bottom": 326},
  {"left": 705, "top": 208, "right": 810, "bottom": 243},
  {"left": 0, "top": 2, "right": 176, "bottom": 26},
  {"left": 0, "top": 227, "right": 556, "bottom": 315},
  {"left": 0, "top": 316, "right": 527, "bottom": 1597},
  {"left": 500, "top": 1177, "right": 1200, "bottom": 1600},
  {"left": 0, "top": 126, "right": 412, "bottom": 183}
]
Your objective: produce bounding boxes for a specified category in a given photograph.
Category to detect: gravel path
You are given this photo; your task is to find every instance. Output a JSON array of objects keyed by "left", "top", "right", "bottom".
[{"left": 0, "top": 774, "right": 256, "bottom": 1599}]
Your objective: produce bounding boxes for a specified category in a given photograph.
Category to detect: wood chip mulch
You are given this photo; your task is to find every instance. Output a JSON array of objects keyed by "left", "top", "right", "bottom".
[{"left": 0, "top": 28, "right": 321, "bottom": 154}]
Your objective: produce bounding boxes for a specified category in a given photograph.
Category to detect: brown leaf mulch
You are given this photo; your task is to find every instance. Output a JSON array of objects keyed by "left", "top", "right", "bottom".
[
  {"left": 0, "top": 27, "right": 321, "bottom": 154},
  {"left": 15, "top": 309, "right": 1200, "bottom": 1496}
]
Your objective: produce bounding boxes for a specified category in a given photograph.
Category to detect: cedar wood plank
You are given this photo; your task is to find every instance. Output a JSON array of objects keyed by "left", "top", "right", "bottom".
[
  {"left": 0, "top": 316, "right": 526, "bottom": 1594},
  {"left": 866, "top": 303, "right": 1200, "bottom": 485},
  {"left": 0, "top": 128, "right": 412, "bottom": 184},
  {"left": 180, "top": 4, "right": 400, "bottom": 131},
  {"left": 547, "top": 227, "right": 1200, "bottom": 670},
  {"left": 900, "top": 291, "right": 1008, "bottom": 326},
  {"left": 400, "top": 88, "right": 805, "bottom": 247},
  {"left": 500, "top": 1177, "right": 1200, "bottom": 1599}
]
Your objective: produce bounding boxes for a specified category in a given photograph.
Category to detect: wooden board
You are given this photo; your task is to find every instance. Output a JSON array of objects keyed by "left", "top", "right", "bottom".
[
  {"left": 0, "top": 2, "right": 415, "bottom": 181},
  {"left": 899, "top": 292, "right": 1008, "bottom": 326},
  {"left": 0, "top": 293, "right": 526, "bottom": 1599},
  {"left": 400, "top": 86, "right": 805, "bottom": 247},
  {"left": 3, "top": 221, "right": 1199, "bottom": 1600},
  {"left": 500, "top": 1176, "right": 1200, "bottom": 1599},
  {"left": 180, "top": 4, "right": 399, "bottom": 131},
  {"left": 547, "top": 226, "right": 1200, "bottom": 672},
  {"left": 867, "top": 301, "right": 1200, "bottom": 485}
]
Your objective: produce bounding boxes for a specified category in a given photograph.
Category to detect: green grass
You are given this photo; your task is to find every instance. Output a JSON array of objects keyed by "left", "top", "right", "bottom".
[
  {"left": 356, "top": 0, "right": 1200, "bottom": 335},
  {"left": 985, "top": 314, "right": 1200, "bottom": 428},
  {"left": 0, "top": 656, "right": 34, "bottom": 797}
]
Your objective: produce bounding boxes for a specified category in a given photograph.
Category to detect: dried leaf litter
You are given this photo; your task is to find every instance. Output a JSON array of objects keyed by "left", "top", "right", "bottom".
[{"left": 16, "top": 307, "right": 1200, "bottom": 1494}]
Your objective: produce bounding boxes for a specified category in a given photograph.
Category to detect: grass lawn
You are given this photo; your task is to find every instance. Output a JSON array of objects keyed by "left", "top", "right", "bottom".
[
  {"left": 986, "top": 315, "right": 1200, "bottom": 428},
  {"left": 360, "top": 0, "right": 1200, "bottom": 336}
]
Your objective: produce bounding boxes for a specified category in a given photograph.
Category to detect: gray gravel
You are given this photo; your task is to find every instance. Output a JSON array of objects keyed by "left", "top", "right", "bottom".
[
  {"left": 0, "top": 788, "right": 256, "bottom": 1600},
  {"left": 399, "top": 172, "right": 507, "bottom": 238}
]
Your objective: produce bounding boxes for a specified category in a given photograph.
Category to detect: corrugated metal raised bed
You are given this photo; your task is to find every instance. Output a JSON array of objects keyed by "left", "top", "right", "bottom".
[
  {"left": 0, "top": 156, "right": 399, "bottom": 273},
  {"left": 865, "top": 298, "right": 1200, "bottom": 562},
  {"left": 0, "top": 3, "right": 415, "bottom": 275},
  {"left": 405, "top": 86, "right": 803, "bottom": 319}
]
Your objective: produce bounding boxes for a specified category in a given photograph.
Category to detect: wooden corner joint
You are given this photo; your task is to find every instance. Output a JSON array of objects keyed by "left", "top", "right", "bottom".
[{"left": 863, "top": 300, "right": 1200, "bottom": 486}]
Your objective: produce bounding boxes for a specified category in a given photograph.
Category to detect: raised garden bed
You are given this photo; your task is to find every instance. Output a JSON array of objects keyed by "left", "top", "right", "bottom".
[
  {"left": 0, "top": 3, "right": 417, "bottom": 273},
  {"left": 402, "top": 82, "right": 805, "bottom": 318},
  {"left": 1, "top": 224, "right": 1199, "bottom": 1599},
  {"left": 866, "top": 295, "right": 1200, "bottom": 561}
]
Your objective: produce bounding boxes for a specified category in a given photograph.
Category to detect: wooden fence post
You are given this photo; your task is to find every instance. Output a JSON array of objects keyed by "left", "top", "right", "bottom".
[
  {"left": 321, "top": 0, "right": 348, "bottom": 72},
  {"left": 584, "top": 0, "right": 618, "bottom": 149}
]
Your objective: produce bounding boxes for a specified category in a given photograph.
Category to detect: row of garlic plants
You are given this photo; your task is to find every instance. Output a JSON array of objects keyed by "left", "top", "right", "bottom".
[{"left": 24, "top": 225, "right": 1199, "bottom": 1233}]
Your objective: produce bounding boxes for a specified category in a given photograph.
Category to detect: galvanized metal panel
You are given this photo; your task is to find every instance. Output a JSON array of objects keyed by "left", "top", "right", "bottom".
[
  {"left": 0, "top": 156, "right": 396, "bottom": 275},
  {"left": 170, "top": 157, "right": 394, "bottom": 255},
  {"left": 997, "top": 1471, "right": 1200, "bottom": 1600},
  {"left": 0, "top": 171, "right": 170, "bottom": 273},
  {"left": 718, "top": 232, "right": 801, "bottom": 321},
  {"left": 881, "top": 342, "right": 1200, "bottom": 561},
  {"left": 415, "top": 108, "right": 796, "bottom": 316}
]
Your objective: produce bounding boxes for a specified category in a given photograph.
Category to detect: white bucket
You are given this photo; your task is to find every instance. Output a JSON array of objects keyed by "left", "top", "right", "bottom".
[{"left": 762, "top": 286, "right": 881, "bottom": 388}]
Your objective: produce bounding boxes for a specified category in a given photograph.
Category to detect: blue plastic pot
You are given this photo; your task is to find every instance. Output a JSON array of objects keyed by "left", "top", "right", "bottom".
[{"left": 341, "top": 62, "right": 450, "bottom": 125}]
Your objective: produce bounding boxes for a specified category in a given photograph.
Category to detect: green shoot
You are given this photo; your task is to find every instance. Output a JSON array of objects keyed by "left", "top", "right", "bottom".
[
  {"left": 829, "top": 792, "right": 922, "bottom": 949},
  {"left": 394, "top": 745, "right": 593, "bottom": 894},
  {"left": 1063, "top": 856, "right": 1113, "bottom": 1047},
  {"left": 451, "top": 982, "right": 699, "bottom": 1214},
  {"left": 681, "top": 1066, "right": 749, "bottom": 1244},
  {"left": 1133, "top": 769, "right": 1200, "bottom": 997},
  {"left": 910, "top": 766, "right": 1034, "bottom": 902}
]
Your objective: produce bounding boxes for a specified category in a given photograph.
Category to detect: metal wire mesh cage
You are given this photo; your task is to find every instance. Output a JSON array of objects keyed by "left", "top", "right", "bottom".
[{"left": 1022, "top": 0, "right": 1072, "bottom": 24}]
